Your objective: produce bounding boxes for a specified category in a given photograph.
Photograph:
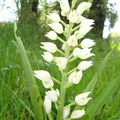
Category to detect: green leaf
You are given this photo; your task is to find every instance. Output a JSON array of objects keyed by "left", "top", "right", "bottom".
[
  {"left": 85, "top": 45, "right": 118, "bottom": 92},
  {"left": 86, "top": 76, "right": 120, "bottom": 120},
  {"left": 14, "top": 23, "right": 44, "bottom": 120}
]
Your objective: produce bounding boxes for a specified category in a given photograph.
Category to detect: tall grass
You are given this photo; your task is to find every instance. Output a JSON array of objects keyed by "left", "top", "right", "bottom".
[{"left": 0, "top": 23, "right": 120, "bottom": 120}]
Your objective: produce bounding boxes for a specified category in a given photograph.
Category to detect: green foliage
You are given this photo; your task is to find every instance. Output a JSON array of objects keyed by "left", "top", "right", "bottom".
[
  {"left": 86, "top": 76, "right": 120, "bottom": 120},
  {"left": 84, "top": 46, "right": 116, "bottom": 92},
  {"left": 0, "top": 23, "right": 120, "bottom": 120},
  {"left": 14, "top": 23, "right": 44, "bottom": 120}
]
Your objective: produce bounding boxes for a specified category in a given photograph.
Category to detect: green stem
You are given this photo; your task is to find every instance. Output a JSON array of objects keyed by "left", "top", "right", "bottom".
[
  {"left": 68, "top": 53, "right": 73, "bottom": 59},
  {"left": 57, "top": 71, "right": 67, "bottom": 120},
  {"left": 57, "top": 44, "right": 70, "bottom": 120},
  {"left": 72, "top": 24, "right": 80, "bottom": 32},
  {"left": 65, "top": 81, "right": 73, "bottom": 89},
  {"left": 68, "top": 67, "right": 78, "bottom": 75},
  {"left": 57, "top": 49, "right": 65, "bottom": 56},
  {"left": 57, "top": 37, "right": 66, "bottom": 44},
  {"left": 48, "top": 114, "right": 53, "bottom": 120},
  {"left": 51, "top": 77, "right": 61, "bottom": 85},
  {"left": 64, "top": 102, "right": 76, "bottom": 109},
  {"left": 60, "top": 20, "right": 67, "bottom": 27},
  {"left": 65, "top": 118, "right": 72, "bottom": 120},
  {"left": 69, "top": 57, "right": 78, "bottom": 62}
]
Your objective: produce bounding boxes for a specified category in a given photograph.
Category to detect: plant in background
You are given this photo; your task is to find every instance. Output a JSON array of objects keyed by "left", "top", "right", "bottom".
[{"left": 34, "top": 0, "right": 96, "bottom": 119}]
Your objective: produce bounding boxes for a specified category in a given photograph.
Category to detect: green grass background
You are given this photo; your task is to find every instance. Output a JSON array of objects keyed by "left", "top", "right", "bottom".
[{"left": 0, "top": 23, "right": 120, "bottom": 120}]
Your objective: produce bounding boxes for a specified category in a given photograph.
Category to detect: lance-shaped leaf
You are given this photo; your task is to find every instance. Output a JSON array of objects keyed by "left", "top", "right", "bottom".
[
  {"left": 86, "top": 76, "right": 120, "bottom": 120},
  {"left": 14, "top": 23, "right": 44, "bottom": 120},
  {"left": 85, "top": 47, "right": 116, "bottom": 92}
]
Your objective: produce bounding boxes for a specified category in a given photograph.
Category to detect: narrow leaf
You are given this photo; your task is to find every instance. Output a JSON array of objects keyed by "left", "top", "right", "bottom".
[
  {"left": 14, "top": 23, "right": 44, "bottom": 120},
  {"left": 86, "top": 76, "right": 120, "bottom": 120},
  {"left": 85, "top": 44, "right": 118, "bottom": 92}
]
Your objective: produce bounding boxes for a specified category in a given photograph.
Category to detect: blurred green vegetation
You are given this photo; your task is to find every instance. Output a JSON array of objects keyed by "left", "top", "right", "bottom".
[{"left": 0, "top": 22, "right": 120, "bottom": 120}]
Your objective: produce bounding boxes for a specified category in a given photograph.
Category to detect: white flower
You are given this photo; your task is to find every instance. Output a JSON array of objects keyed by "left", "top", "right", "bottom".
[
  {"left": 76, "top": 2, "right": 92, "bottom": 15},
  {"left": 63, "top": 107, "right": 70, "bottom": 119},
  {"left": 47, "top": 13, "right": 60, "bottom": 22},
  {"left": 67, "top": 35, "right": 78, "bottom": 47},
  {"left": 55, "top": 57, "right": 67, "bottom": 70},
  {"left": 48, "top": 22, "right": 63, "bottom": 34},
  {"left": 78, "top": 61, "right": 93, "bottom": 71},
  {"left": 34, "top": 70, "right": 54, "bottom": 88},
  {"left": 40, "top": 42, "right": 57, "bottom": 53},
  {"left": 73, "top": 48, "right": 81, "bottom": 57},
  {"left": 81, "top": 19, "right": 94, "bottom": 27},
  {"left": 81, "top": 38, "right": 95, "bottom": 48},
  {"left": 42, "top": 79, "right": 54, "bottom": 89},
  {"left": 60, "top": 0, "right": 70, "bottom": 16},
  {"left": 34, "top": 70, "right": 51, "bottom": 81},
  {"left": 79, "top": 26, "right": 93, "bottom": 39},
  {"left": 74, "top": 19, "right": 94, "bottom": 39},
  {"left": 44, "top": 96, "right": 52, "bottom": 114},
  {"left": 74, "top": 30, "right": 84, "bottom": 39},
  {"left": 78, "top": 48, "right": 95, "bottom": 59},
  {"left": 42, "top": 52, "right": 54, "bottom": 62},
  {"left": 68, "top": 71, "right": 82, "bottom": 84},
  {"left": 75, "top": 92, "right": 92, "bottom": 106},
  {"left": 45, "top": 31, "right": 58, "bottom": 40},
  {"left": 46, "top": 89, "right": 59, "bottom": 102},
  {"left": 68, "top": 10, "right": 80, "bottom": 23},
  {"left": 71, "top": 109, "right": 85, "bottom": 119}
]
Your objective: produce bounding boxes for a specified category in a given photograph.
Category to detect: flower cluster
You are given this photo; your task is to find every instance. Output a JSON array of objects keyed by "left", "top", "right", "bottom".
[{"left": 34, "top": 0, "right": 95, "bottom": 119}]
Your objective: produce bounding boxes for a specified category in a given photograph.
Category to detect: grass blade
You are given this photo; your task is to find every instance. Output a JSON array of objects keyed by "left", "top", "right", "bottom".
[
  {"left": 85, "top": 44, "right": 118, "bottom": 92},
  {"left": 14, "top": 23, "right": 44, "bottom": 120},
  {"left": 86, "top": 76, "right": 120, "bottom": 120},
  {"left": 2, "top": 81, "right": 34, "bottom": 118}
]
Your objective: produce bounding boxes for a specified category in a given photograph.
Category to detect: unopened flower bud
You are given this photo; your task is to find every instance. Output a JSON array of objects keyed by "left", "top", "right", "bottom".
[
  {"left": 45, "top": 31, "right": 57, "bottom": 40},
  {"left": 44, "top": 96, "right": 52, "bottom": 114},
  {"left": 48, "top": 22, "right": 63, "bottom": 34},
  {"left": 60, "top": 0, "right": 70, "bottom": 16},
  {"left": 34, "top": 70, "right": 54, "bottom": 88},
  {"left": 77, "top": 2, "right": 92, "bottom": 15},
  {"left": 78, "top": 48, "right": 95, "bottom": 59},
  {"left": 40, "top": 42, "right": 57, "bottom": 53},
  {"left": 68, "top": 71, "right": 82, "bottom": 84},
  {"left": 34, "top": 70, "right": 51, "bottom": 81},
  {"left": 81, "top": 38, "right": 95, "bottom": 48},
  {"left": 71, "top": 109, "right": 85, "bottom": 119},
  {"left": 42, "top": 52, "right": 54, "bottom": 62},
  {"left": 42, "top": 79, "right": 54, "bottom": 89},
  {"left": 78, "top": 61, "right": 93, "bottom": 71},
  {"left": 47, "top": 13, "right": 60, "bottom": 22},
  {"left": 63, "top": 107, "right": 70, "bottom": 119},
  {"left": 73, "top": 48, "right": 81, "bottom": 57},
  {"left": 75, "top": 92, "right": 92, "bottom": 106},
  {"left": 68, "top": 10, "right": 80, "bottom": 23},
  {"left": 46, "top": 89, "right": 59, "bottom": 102}
]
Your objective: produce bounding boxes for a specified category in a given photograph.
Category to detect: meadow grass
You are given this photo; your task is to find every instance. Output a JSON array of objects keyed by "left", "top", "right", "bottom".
[{"left": 0, "top": 23, "right": 120, "bottom": 120}]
